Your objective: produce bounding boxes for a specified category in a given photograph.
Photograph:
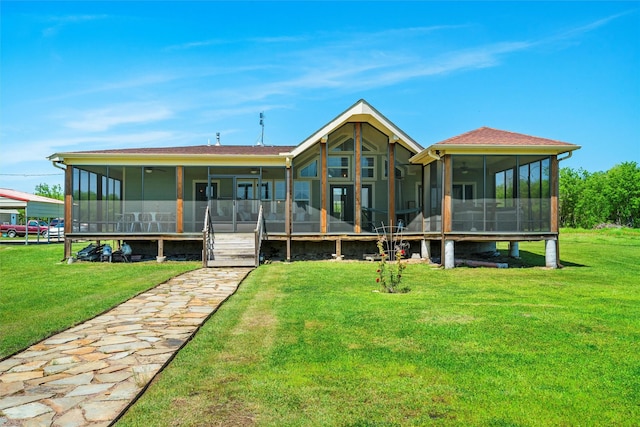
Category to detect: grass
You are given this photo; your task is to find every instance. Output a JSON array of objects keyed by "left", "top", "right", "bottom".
[
  {"left": 115, "top": 228, "right": 640, "bottom": 426},
  {"left": 0, "top": 242, "right": 200, "bottom": 357}
]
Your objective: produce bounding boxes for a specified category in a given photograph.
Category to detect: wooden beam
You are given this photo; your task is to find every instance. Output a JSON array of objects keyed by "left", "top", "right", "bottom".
[
  {"left": 388, "top": 141, "right": 396, "bottom": 227},
  {"left": 550, "top": 155, "right": 559, "bottom": 233},
  {"left": 64, "top": 166, "right": 73, "bottom": 259},
  {"left": 286, "top": 161, "right": 292, "bottom": 261},
  {"left": 354, "top": 123, "right": 362, "bottom": 233},
  {"left": 320, "top": 141, "right": 327, "bottom": 233},
  {"left": 442, "top": 155, "right": 452, "bottom": 233},
  {"left": 550, "top": 155, "right": 560, "bottom": 266},
  {"left": 441, "top": 155, "right": 452, "bottom": 263},
  {"left": 176, "top": 166, "right": 184, "bottom": 233}
]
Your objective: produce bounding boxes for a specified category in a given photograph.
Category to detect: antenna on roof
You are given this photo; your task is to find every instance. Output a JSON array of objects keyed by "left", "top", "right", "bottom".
[
  {"left": 215, "top": 132, "right": 221, "bottom": 146},
  {"left": 207, "top": 138, "right": 211, "bottom": 146},
  {"left": 257, "top": 112, "right": 264, "bottom": 146}
]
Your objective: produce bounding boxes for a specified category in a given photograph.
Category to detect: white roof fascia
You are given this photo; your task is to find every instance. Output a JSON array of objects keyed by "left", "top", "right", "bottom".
[
  {"left": 289, "top": 100, "right": 423, "bottom": 158},
  {"left": 410, "top": 144, "right": 582, "bottom": 165}
]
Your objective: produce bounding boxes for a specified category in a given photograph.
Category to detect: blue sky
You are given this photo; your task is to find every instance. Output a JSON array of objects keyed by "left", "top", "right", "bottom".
[{"left": 1, "top": 1, "right": 639, "bottom": 194}]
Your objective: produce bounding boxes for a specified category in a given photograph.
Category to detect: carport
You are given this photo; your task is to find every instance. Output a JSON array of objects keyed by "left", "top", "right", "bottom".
[{"left": 0, "top": 188, "right": 64, "bottom": 244}]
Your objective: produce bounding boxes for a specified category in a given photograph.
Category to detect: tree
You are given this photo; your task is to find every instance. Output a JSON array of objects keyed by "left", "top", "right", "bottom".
[
  {"left": 559, "top": 167, "right": 584, "bottom": 228},
  {"left": 34, "top": 183, "right": 63, "bottom": 201},
  {"left": 559, "top": 162, "right": 640, "bottom": 229},
  {"left": 603, "top": 162, "right": 640, "bottom": 227},
  {"left": 575, "top": 171, "right": 609, "bottom": 228}
]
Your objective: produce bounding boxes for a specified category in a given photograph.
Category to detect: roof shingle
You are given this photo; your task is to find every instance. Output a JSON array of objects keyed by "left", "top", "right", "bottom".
[
  {"left": 434, "top": 127, "right": 575, "bottom": 147},
  {"left": 70, "top": 145, "right": 296, "bottom": 156}
]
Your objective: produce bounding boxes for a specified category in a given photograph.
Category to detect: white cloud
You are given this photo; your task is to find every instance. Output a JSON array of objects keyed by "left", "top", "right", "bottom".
[
  {"left": 64, "top": 103, "right": 174, "bottom": 132},
  {"left": 42, "top": 14, "right": 110, "bottom": 37}
]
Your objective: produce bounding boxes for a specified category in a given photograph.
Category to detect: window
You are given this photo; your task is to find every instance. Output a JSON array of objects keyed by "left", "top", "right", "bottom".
[
  {"left": 328, "top": 157, "right": 349, "bottom": 178},
  {"left": 236, "top": 181, "right": 254, "bottom": 200},
  {"left": 294, "top": 181, "right": 310, "bottom": 202},
  {"left": 519, "top": 157, "right": 551, "bottom": 231},
  {"left": 384, "top": 160, "right": 403, "bottom": 179},
  {"left": 299, "top": 160, "right": 318, "bottom": 178},
  {"left": 453, "top": 183, "right": 474, "bottom": 201},
  {"left": 361, "top": 157, "right": 375, "bottom": 179},
  {"left": 495, "top": 168, "right": 515, "bottom": 207},
  {"left": 261, "top": 181, "right": 271, "bottom": 200},
  {"left": 275, "top": 181, "right": 286, "bottom": 200},
  {"left": 72, "top": 166, "right": 123, "bottom": 232},
  {"left": 294, "top": 181, "right": 310, "bottom": 218},
  {"left": 330, "top": 137, "right": 354, "bottom": 152}
]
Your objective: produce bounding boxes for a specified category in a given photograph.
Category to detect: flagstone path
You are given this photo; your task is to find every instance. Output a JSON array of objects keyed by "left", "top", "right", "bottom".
[{"left": 0, "top": 267, "right": 252, "bottom": 427}]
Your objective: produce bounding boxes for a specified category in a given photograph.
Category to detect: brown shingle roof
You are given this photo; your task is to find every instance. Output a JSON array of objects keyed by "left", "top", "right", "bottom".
[
  {"left": 434, "top": 127, "right": 575, "bottom": 147},
  {"left": 70, "top": 145, "right": 296, "bottom": 156}
]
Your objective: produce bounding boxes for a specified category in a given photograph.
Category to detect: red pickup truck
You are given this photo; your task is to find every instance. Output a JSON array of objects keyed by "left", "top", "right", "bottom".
[{"left": 1, "top": 220, "right": 49, "bottom": 238}]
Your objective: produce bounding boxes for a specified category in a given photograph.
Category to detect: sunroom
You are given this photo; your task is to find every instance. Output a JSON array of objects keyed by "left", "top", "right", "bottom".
[{"left": 411, "top": 126, "right": 581, "bottom": 268}]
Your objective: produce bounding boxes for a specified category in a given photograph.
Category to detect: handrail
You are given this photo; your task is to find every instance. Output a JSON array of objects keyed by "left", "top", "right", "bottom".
[
  {"left": 202, "top": 204, "right": 215, "bottom": 267},
  {"left": 254, "top": 204, "right": 267, "bottom": 267}
]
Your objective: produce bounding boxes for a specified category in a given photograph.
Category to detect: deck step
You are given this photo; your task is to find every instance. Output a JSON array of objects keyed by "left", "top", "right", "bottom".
[
  {"left": 207, "top": 233, "right": 257, "bottom": 268},
  {"left": 207, "top": 258, "right": 256, "bottom": 267}
]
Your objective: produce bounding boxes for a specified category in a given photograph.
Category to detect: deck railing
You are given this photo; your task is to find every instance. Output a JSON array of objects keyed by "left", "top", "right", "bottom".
[
  {"left": 254, "top": 205, "right": 266, "bottom": 267},
  {"left": 202, "top": 205, "right": 215, "bottom": 268}
]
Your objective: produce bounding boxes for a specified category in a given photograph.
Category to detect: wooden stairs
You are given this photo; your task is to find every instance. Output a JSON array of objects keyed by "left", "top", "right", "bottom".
[{"left": 206, "top": 233, "right": 257, "bottom": 267}]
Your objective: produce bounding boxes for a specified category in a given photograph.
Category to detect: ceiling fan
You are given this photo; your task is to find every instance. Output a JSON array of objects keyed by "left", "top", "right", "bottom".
[{"left": 144, "top": 167, "right": 167, "bottom": 174}]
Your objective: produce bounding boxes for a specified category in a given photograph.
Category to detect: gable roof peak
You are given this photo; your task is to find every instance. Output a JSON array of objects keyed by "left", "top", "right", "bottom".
[{"left": 289, "top": 99, "right": 422, "bottom": 157}]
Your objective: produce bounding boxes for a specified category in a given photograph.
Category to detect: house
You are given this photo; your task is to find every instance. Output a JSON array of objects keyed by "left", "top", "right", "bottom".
[{"left": 48, "top": 100, "right": 580, "bottom": 267}]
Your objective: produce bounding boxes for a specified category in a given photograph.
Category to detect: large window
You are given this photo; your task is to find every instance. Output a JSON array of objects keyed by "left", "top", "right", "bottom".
[
  {"left": 328, "top": 157, "right": 350, "bottom": 179},
  {"left": 495, "top": 168, "right": 515, "bottom": 208},
  {"left": 299, "top": 160, "right": 318, "bottom": 178},
  {"left": 275, "top": 181, "right": 286, "bottom": 200},
  {"left": 236, "top": 181, "right": 255, "bottom": 200},
  {"left": 519, "top": 157, "right": 550, "bottom": 231},
  {"left": 72, "top": 166, "right": 122, "bottom": 232},
  {"left": 294, "top": 181, "right": 310, "bottom": 204},
  {"left": 361, "top": 157, "right": 375, "bottom": 179},
  {"left": 450, "top": 155, "right": 551, "bottom": 232}
]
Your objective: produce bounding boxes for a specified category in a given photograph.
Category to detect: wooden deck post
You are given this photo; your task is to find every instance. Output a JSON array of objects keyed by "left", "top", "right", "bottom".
[
  {"left": 176, "top": 166, "right": 184, "bottom": 233},
  {"left": 388, "top": 140, "right": 396, "bottom": 227},
  {"left": 354, "top": 123, "right": 362, "bottom": 233},
  {"left": 441, "top": 155, "right": 452, "bottom": 265},
  {"left": 286, "top": 158, "right": 292, "bottom": 262},
  {"left": 550, "top": 155, "right": 560, "bottom": 266},
  {"left": 320, "top": 138, "right": 327, "bottom": 233},
  {"left": 64, "top": 165, "right": 73, "bottom": 259}
]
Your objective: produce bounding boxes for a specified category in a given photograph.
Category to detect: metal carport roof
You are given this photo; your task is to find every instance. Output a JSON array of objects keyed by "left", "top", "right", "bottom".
[{"left": 0, "top": 188, "right": 64, "bottom": 219}]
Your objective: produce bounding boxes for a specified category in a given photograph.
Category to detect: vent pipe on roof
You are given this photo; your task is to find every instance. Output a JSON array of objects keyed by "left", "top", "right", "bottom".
[{"left": 257, "top": 112, "right": 264, "bottom": 146}]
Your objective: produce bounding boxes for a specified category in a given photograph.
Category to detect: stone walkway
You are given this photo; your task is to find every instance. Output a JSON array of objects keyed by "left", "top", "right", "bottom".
[{"left": 0, "top": 267, "right": 252, "bottom": 426}]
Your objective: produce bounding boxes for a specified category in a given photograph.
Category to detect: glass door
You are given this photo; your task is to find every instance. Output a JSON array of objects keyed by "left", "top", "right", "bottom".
[{"left": 329, "top": 185, "right": 354, "bottom": 232}]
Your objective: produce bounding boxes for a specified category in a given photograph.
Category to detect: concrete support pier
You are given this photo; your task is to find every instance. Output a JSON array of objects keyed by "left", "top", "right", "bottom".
[
  {"left": 421, "top": 239, "right": 431, "bottom": 260},
  {"left": 509, "top": 242, "right": 520, "bottom": 258},
  {"left": 444, "top": 240, "right": 455, "bottom": 269},
  {"left": 545, "top": 239, "right": 557, "bottom": 268}
]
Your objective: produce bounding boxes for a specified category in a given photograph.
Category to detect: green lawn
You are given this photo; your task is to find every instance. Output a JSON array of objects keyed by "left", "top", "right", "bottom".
[
  {"left": 0, "top": 243, "right": 200, "bottom": 357},
  {"left": 2, "top": 231, "right": 638, "bottom": 425},
  {"left": 115, "top": 228, "right": 640, "bottom": 426}
]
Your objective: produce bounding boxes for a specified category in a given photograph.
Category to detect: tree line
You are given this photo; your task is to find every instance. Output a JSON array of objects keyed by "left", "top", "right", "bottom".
[{"left": 560, "top": 161, "right": 639, "bottom": 229}]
